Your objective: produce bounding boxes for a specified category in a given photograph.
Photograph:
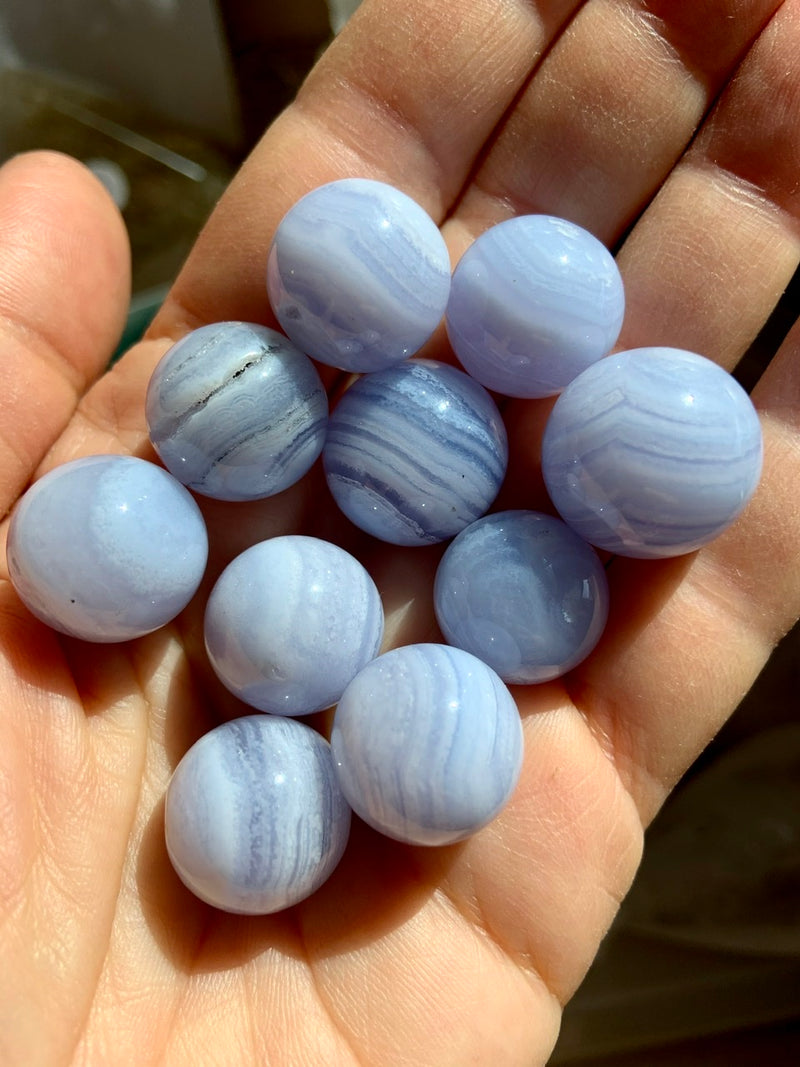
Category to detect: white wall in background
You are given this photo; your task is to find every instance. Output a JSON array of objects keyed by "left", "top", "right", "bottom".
[{"left": 0, "top": 0, "right": 241, "bottom": 144}]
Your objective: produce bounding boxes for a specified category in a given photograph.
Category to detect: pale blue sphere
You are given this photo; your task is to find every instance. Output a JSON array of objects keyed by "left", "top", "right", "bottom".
[
  {"left": 541, "top": 348, "right": 763, "bottom": 558},
  {"left": 165, "top": 715, "right": 351, "bottom": 914},
  {"left": 323, "top": 359, "right": 508, "bottom": 545},
  {"left": 266, "top": 178, "right": 451, "bottom": 372},
  {"left": 205, "top": 536, "right": 384, "bottom": 716},
  {"left": 331, "top": 644, "right": 523, "bottom": 846},
  {"left": 434, "top": 511, "right": 609, "bottom": 683},
  {"left": 146, "top": 322, "right": 328, "bottom": 501},
  {"left": 446, "top": 215, "right": 625, "bottom": 397},
  {"left": 7, "top": 454, "right": 208, "bottom": 642}
]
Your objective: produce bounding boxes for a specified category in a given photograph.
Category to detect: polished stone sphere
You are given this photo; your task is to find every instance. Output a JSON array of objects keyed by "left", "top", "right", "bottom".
[
  {"left": 541, "top": 348, "right": 764, "bottom": 558},
  {"left": 266, "top": 178, "right": 451, "bottom": 372},
  {"left": 146, "top": 321, "right": 328, "bottom": 501},
  {"left": 323, "top": 359, "right": 508, "bottom": 545},
  {"left": 165, "top": 715, "right": 351, "bottom": 914},
  {"left": 434, "top": 510, "right": 609, "bottom": 683},
  {"left": 7, "top": 454, "right": 208, "bottom": 642},
  {"left": 205, "top": 535, "right": 384, "bottom": 716},
  {"left": 331, "top": 644, "right": 523, "bottom": 846},
  {"left": 446, "top": 214, "right": 625, "bottom": 397}
]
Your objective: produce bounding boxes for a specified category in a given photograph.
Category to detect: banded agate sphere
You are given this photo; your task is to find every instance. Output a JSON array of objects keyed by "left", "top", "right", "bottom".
[
  {"left": 166, "top": 715, "right": 351, "bottom": 914},
  {"left": 331, "top": 644, "right": 523, "bottom": 846},
  {"left": 146, "top": 322, "right": 327, "bottom": 501},
  {"left": 323, "top": 359, "right": 508, "bottom": 545},
  {"left": 205, "top": 536, "right": 384, "bottom": 716},
  {"left": 266, "top": 178, "right": 451, "bottom": 372},
  {"left": 541, "top": 348, "right": 763, "bottom": 558},
  {"left": 446, "top": 215, "right": 625, "bottom": 397},
  {"left": 434, "top": 510, "right": 609, "bottom": 683},
  {"left": 7, "top": 455, "right": 208, "bottom": 642}
]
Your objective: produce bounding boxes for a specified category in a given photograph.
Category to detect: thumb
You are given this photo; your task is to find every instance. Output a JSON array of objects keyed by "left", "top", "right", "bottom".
[{"left": 0, "top": 151, "right": 130, "bottom": 517}]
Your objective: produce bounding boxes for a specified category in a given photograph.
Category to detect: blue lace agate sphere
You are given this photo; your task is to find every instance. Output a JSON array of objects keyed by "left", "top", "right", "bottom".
[
  {"left": 323, "top": 359, "right": 508, "bottom": 545},
  {"left": 446, "top": 215, "right": 625, "bottom": 397},
  {"left": 205, "top": 536, "right": 384, "bottom": 716},
  {"left": 166, "top": 715, "right": 351, "bottom": 914},
  {"left": 266, "top": 178, "right": 451, "bottom": 372},
  {"left": 146, "top": 322, "right": 327, "bottom": 501},
  {"left": 331, "top": 644, "right": 523, "bottom": 846},
  {"left": 541, "top": 348, "right": 763, "bottom": 558},
  {"left": 7, "top": 455, "right": 208, "bottom": 642},
  {"left": 434, "top": 511, "right": 609, "bottom": 683}
]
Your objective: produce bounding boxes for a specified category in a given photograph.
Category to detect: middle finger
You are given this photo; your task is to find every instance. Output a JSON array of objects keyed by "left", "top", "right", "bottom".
[{"left": 445, "top": 0, "right": 783, "bottom": 256}]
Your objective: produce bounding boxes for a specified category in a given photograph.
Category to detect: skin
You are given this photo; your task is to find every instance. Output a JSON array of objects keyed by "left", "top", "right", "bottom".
[{"left": 1, "top": 0, "right": 800, "bottom": 1062}]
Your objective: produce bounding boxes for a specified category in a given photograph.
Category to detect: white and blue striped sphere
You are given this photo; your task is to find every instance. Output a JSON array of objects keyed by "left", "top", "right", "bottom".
[
  {"left": 165, "top": 715, "right": 351, "bottom": 914},
  {"left": 331, "top": 644, "right": 523, "bottom": 846},
  {"left": 266, "top": 178, "right": 451, "bottom": 373},
  {"left": 446, "top": 215, "right": 625, "bottom": 397},
  {"left": 323, "top": 359, "right": 508, "bottom": 545},
  {"left": 7, "top": 454, "right": 208, "bottom": 642},
  {"left": 205, "top": 536, "right": 384, "bottom": 716},
  {"left": 434, "top": 511, "right": 609, "bottom": 683},
  {"left": 146, "top": 322, "right": 328, "bottom": 501},
  {"left": 541, "top": 348, "right": 763, "bottom": 558}
]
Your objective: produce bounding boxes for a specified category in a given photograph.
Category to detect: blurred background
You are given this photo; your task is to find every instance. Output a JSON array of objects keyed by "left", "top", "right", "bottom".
[{"left": 1, "top": 2, "right": 798, "bottom": 1062}]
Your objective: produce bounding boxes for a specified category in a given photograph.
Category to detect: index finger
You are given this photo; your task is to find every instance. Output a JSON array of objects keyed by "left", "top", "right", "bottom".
[{"left": 150, "top": 0, "right": 584, "bottom": 340}]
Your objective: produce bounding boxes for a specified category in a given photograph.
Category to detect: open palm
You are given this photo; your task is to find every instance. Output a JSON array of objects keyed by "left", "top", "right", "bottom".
[{"left": 2, "top": 1, "right": 800, "bottom": 1063}]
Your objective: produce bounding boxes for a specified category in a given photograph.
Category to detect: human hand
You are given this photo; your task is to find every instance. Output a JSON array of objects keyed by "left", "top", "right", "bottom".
[{"left": 1, "top": 1, "right": 799, "bottom": 1063}]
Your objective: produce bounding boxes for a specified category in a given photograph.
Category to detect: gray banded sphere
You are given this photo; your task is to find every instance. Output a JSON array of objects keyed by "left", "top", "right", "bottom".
[
  {"left": 165, "top": 715, "right": 351, "bottom": 914},
  {"left": 146, "top": 321, "right": 328, "bottom": 501},
  {"left": 434, "top": 510, "right": 609, "bottom": 683},
  {"left": 267, "top": 178, "right": 451, "bottom": 373},
  {"left": 541, "top": 348, "right": 763, "bottom": 558},
  {"left": 331, "top": 644, "right": 523, "bottom": 846},
  {"left": 205, "top": 535, "right": 384, "bottom": 716},
  {"left": 323, "top": 359, "right": 509, "bottom": 545},
  {"left": 7, "top": 454, "right": 208, "bottom": 642},
  {"left": 446, "top": 214, "right": 625, "bottom": 398}
]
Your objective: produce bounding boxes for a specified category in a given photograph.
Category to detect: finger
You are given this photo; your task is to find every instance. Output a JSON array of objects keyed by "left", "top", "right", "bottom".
[
  {"left": 445, "top": 0, "right": 784, "bottom": 255},
  {"left": 536, "top": 2, "right": 800, "bottom": 823},
  {"left": 615, "top": 0, "right": 800, "bottom": 364},
  {"left": 0, "top": 151, "right": 130, "bottom": 517},
  {"left": 500, "top": 0, "right": 800, "bottom": 513},
  {"left": 151, "top": 0, "right": 586, "bottom": 339}
]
